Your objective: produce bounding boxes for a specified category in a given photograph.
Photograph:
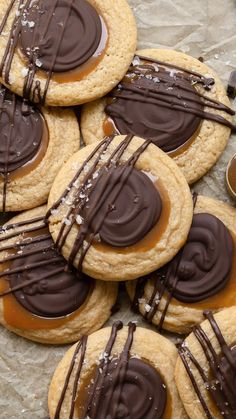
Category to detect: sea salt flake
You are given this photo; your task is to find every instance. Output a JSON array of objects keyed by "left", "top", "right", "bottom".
[
  {"left": 76, "top": 215, "right": 83, "bottom": 225},
  {"left": 132, "top": 56, "right": 140, "bottom": 67},
  {"left": 21, "top": 67, "right": 29, "bottom": 77},
  {"left": 145, "top": 303, "right": 151, "bottom": 313},
  {"left": 35, "top": 58, "right": 42, "bottom": 67}
]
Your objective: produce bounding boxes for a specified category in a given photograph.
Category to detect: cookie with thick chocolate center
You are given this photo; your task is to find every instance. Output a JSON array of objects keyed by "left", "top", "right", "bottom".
[
  {"left": 47, "top": 135, "right": 193, "bottom": 281},
  {"left": 0, "top": 84, "right": 80, "bottom": 211},
  {"left": 0, "top": 0, "right": 137, "bottom": 106},
  {"left": 126, "top": 195, "right": 236, "bottom": 334},
  {"left": 0, "top": 206, "right": 118, "bottom": 344},
  {"left": 48, "top": 321, "right": 187, "bottom": 418},
  {"left": 175, "top": 308, "right": 236, "bottom": 419},
  {"left": 81, "top": 49, "right": 235, "bottom": 184}
]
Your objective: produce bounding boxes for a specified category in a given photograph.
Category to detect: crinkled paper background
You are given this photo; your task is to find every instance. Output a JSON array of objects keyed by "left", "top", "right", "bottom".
[{"left": 0, "top": 1, "right": 235, "bottom": 417}]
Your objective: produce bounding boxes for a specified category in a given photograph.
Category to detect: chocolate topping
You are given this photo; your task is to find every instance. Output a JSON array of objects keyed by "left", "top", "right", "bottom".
[
  {"left": 227, "top": 70, "right": 236, "bottom": 99},
  {"left": 54, "top": 321, "right": 167, "bottom": 419},
  {"left": 47, "top": 135, "right": 163, "bottom": 269},
  {"left": 132, "top": 212, "right": 234, "bottom": 330},
  {"left": 0, "top": 86, "right": 42, "bottom": 172},
  {"left": 85, "top": 358, "right": 166, "bottom": 419},
  {"left": 20, "top": 0, "right": 102, "bottom": 73},
  {"left": 179, "top": 311, "right": 236, "bottom": 419},
  {"left": 105, "top": 56, "right": 236, "bottom": 152},
  {"left": 0, "top": 85, "right": 44, "bottom": 211},
  {"left": 0, "top": 217, "right": 92, "bottom": 318},
  {"left": 82, "top": 166, "right": 162, "bottom": 247},
  {"left": 167, "top": 213, "right": 234, "bottom": 303},
  {"left": 106, "top": 66, "right": 202, "bottom": 152}
]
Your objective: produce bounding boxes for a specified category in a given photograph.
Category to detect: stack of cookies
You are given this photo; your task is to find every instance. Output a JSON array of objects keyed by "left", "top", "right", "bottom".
[{"left": 0, "top": 1, "right": 235, "bottom": 418}]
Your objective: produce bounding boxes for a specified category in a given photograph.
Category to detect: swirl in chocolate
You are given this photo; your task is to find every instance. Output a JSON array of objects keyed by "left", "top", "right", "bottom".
[
  {"left": 0, "top": 86, "right": 43, "bottom": 173},
  {"left": 85, "top": 357, "right": 166, "bottom": 419},
  {"left": 82, "top": 166, "right": 162, "bottom": 247},
  {"left": 166, "top": 213, "right": 234, "bottom": 303},
  {"left": 105, "top": 56, "right": 236, "bottom": 152},
  {"left": 9, "top": 233, "right": 91, "bottom": 318},
  {"left": 20, "top": 0, "right": 102, "bottom": 73}
]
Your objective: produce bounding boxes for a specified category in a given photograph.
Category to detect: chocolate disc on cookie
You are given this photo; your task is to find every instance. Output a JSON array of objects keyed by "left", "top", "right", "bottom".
[
  {"left": 0, "top": 206, "right": 118, "bottom": 344},
  {"left": 48, "top": 322, "right": 187, "bottom": 418},
  {"left": 0, "top": 0, "right": 137, "bottom": 106},
  {"left": 81, "top": 49, "right": 235, "bottom": 184},
  {"left": 175, "top": 308, "right": 236, "bottom": 419},
  {"left": 47, "top": 134, "right": 193, "bottom": 281},
  {"left": 126, "top": 195, "right": 236, "bottom": 334},
  {"left": 0, "top": 85, "right": 80, "bottom": 212}
]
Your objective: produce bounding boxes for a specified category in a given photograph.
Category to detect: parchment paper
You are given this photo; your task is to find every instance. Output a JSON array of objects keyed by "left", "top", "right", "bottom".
[{"left": 0, "top": 1, "right": 236, "bottom": 417}]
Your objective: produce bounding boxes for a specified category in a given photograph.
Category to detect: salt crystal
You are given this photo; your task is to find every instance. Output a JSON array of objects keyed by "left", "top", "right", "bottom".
[
  {"left": 132, "top": 56, "right": 140, "bottom": 67},
  {"left": 145, "top": 304, "right": 151, "bottom": 313},
  {"left": 35, "top": 58, "right": 42, "bottom": 67},
  {"left": 76, "top": 215, "right": 83, "bottom": 225}
]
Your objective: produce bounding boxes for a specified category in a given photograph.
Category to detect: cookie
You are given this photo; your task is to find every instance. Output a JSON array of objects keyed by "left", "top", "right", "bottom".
[
  {"left": 0, "top": 0, "right": 137, "bottom": 106},
  {"left": 81, "top": 49, "right": 235, "bottom": 184},
  {"left": 0, "top": 84, "right": 80, "bottom": 212},
  {"left": 0, "top": 206, "right": 118, "bottom": 344},
  {"left": 47, "top": 134, "right": 193, "bottom": 281},
  {"left": 48, "top": 321, "right": 187, "bottom": 418},
  {"left": 126, "top": 195, "right": 236, "bottom": 334},
  {"left": 175, "top": 308, "right": 236, "bottom": 419}
]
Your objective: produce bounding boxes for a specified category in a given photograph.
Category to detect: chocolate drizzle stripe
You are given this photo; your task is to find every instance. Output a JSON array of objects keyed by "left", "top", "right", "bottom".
[
  {"left": 0, "top": 256, "right": 62, "bottom": 278},
  {"left": 0, "top": 234, "right": 51, "bottom": 253},
  {"left": 54, "top": 336, "right": 88, "bottom": 419},
  {"left": 0, "top": 216, "right": 45, "bottom": 234},
  {"left": 0, "top": 0, "right": 16, "bottom": 34},
  {"left": 83, "top": 321, "right": 124, "bottom": 416},
  {"left": 106, "top": 55, "right": 236, "bottom": 154},
  {"left": 178, "top": 346, "right": 213, "bottom": 419},
  {"left": 112, "top": 76, "right": 235, "bottom": 131},
  {"left": 68, "top": 335, "right": 87, "bottom": 419},
  {"left": 0, "top": 266, "right": 64, "bottom": 298},
  {"left": 137, "top": 55, "right": 215, "bottom": 85},
  {"left": 178, "top": 311, "right": 236, "bottom": 418}
]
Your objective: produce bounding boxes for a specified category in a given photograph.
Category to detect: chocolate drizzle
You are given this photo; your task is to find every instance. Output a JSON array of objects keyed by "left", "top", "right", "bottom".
[
  {"left": 0, "top": 84, "right": 43, "bottom": 211},
  {"left": 0, "top": 0, "right": 104, "bottom": 103},
  {"left": 54, "top": 321, "right": 167, "bottom": 419},
  {"left": 178, "top": 310, "right": 236, "bottom": 419},
  {"left": 132, "top": 212, "right": 234, "bottom": 331},
  {"left": 105, "top": 55, "right": 236, "bottom": 152},
  {"left": 0, "top": 216, "right": 92, "bottom": 318},
  {"left": 46, "top": 135, "right": 162, "bottom": 269}
]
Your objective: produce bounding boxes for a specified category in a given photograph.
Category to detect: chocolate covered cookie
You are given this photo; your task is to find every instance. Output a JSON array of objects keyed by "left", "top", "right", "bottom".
[
  {"left": 175, "top": 308, "right": 236, "bottom": 419},
  {"left": 81, "top": 49, "right": 235, "bottom": 184},
  {"left": 0, "top": 85, "right": 80, "bottom": 212},
  {"left": 127, "top": 195, "right": 236, "bottom": 334},
  {"left": 48, "top": 321, "right": 187, "bottom": 418},
  {"left": 47, "top": 134, "right": 193, "bottom": 281},
  {"left": 0, "top": 206, "right": 118, "bottom": 344},
  {"left": 0, "top": 0, "right": 137, "bottom": 106}
]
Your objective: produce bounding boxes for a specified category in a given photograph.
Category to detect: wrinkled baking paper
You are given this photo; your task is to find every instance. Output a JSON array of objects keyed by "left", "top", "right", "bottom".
[{"left": 0, "top": 1, "right": 236, "bottom": 417}]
